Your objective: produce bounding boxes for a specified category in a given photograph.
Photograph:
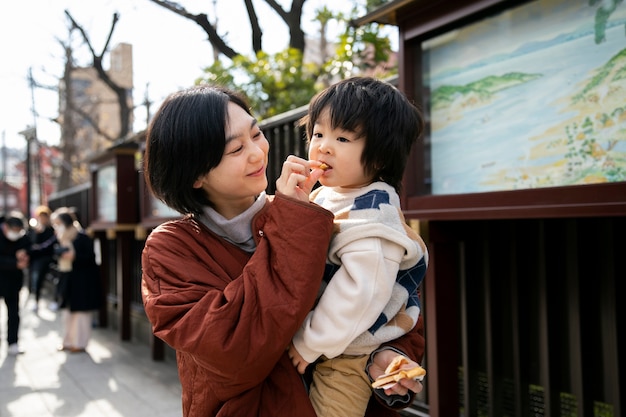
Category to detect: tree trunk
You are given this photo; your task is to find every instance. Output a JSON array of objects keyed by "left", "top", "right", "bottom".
[
  {"left": 244, "top": 0, "right": 262, "bottom": 53},
  {"left": 59, "top": 45, "right": 76, "bottom": 191},
  {"left": 65, "top": 10, "right": 132, "bottom": 140},
  {"left": 92, "top": 56, "right": 132, "bottom": 139},
  {"left": 263, "top": 0, "right": 306, "bottom": 52}
]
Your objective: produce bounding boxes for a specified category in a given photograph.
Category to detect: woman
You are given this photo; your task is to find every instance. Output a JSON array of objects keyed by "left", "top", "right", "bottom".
[
  {"left": 52, "top": 208, "right": 101, "bottom": 353},
  {"left": 141, "top": 85, "right": 424, "bottom": 417}
]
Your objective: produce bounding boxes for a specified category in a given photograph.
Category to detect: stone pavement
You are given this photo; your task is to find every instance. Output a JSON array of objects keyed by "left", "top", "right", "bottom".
[{"left": 0, "top": 291, "right": 182, "bottom": 417}]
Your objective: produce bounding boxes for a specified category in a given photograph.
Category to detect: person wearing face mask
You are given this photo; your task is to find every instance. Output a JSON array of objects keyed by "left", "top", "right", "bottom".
[
  {"left": 0, "top": 211, "right": 30, "bottom": 355},
  {"left": 51, "top": 208, "right": 102, "bottom": 353}
]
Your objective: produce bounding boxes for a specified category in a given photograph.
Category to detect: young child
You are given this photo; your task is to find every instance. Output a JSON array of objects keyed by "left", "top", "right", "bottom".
[{"left": 288, "top": 77, "right": 429, "bottom": 417}]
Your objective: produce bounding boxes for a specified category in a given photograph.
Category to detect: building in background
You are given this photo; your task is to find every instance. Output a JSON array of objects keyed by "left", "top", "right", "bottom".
[
  {"left": 0, "top": 180, "right": 22, "bottom": 214},
  {"left": 56, "top": 42, "right": 134, "bottom": 188}
]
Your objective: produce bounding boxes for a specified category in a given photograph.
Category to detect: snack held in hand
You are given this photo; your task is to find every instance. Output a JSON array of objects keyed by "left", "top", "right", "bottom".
[
  {"left": 371, "top": 355, "right": 426, "bottom": 389},
  {"left": 318, "top": 163, "right": 329, "bottom": 171}
]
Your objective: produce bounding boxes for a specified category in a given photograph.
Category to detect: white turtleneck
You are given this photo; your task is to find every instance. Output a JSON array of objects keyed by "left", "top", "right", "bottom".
[{"left": 198, "top": 192, "right": 267, "bottom": 253}]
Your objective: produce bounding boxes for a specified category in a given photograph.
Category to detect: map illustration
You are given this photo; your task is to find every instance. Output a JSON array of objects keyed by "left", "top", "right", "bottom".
[{"left": 425, "top": 0, "right": 626, "bottom": 194}]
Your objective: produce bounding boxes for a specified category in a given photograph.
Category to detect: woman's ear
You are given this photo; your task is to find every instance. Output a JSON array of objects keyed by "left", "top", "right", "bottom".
[{"left": 193, "top": 175, "right": 205, "bottom": 189}]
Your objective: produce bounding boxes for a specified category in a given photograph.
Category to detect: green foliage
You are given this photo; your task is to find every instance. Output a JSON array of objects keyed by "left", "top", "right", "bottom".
[
  {"left": 324, "top": 5, "right": 395, "bottom": 80},
  {"left": 195, "top": 59, "right": 236, "bottom": 88},
  {"left": 326, "top": 21, "right": 394, "bottom": 80},
  {"left": 366, "top": 0, "right": 389, "bottom": 11},
  {"left": 197, "top": 48, "right": 318, "bottom": 119},
  {"left": 196, "top": 2, "right": 396, "bottom": 120}
]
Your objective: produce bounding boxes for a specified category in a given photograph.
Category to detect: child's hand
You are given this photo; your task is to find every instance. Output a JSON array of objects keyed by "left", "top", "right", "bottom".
[
  {"left": 287, "top": 343, "right": 310, "bottom": 374},
  {"left": 276, "top": 155, "right": 324, "bottom": 202}
]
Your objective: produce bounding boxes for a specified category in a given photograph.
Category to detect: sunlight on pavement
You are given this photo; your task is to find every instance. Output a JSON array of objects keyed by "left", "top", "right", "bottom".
[{"left": 1, "top": 287, "right": 182, "bottom": 417}]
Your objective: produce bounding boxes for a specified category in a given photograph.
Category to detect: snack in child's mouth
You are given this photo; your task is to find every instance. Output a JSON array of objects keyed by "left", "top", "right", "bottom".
[
  {"left": 371, "top": 355, "right": 426, "bottom": 389},
  {"left": 319, "top": 163, "right": 329, "bottom": 171}
]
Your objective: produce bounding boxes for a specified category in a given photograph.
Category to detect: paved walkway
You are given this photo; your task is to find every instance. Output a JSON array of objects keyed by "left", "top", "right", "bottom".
[{"left": 0, "top": 290, "right": 182, "bottom": 417}]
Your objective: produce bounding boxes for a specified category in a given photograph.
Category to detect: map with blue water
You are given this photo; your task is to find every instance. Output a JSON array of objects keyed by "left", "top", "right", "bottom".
[{"left": 425, "top": 0, "right": 626, "bottom": 194}]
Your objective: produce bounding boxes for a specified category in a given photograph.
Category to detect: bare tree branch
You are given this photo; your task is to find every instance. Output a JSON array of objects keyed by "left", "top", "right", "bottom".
[
  {"left": 29, "top": 79, "right": 58, "bottom": 92},
  {"left": 58, "top": 42, "right": 77, "bottom": 190},
  {"left": 64, "top": 10, "right": 98, "bottom": 57},
  {"left": 64, "top": 10, "right": 131, "bottom": 139},
  {"left": 148, "top": 0, "right": 308, "bottom": 58},
  {"left": 99, "top": 13, "right": 120, "bottom": 56},
  {"left": 148, "top": 0, "right": 240, "bottom": 59},
  {"left": 263, "top": 0, "right": 306, "bottom": 51},
  {"left": 71, "top": 105, "right": 116, "bottom": 142},
  {"left": 243, "top": 0, "right": 262, "bottom": 53},
  {"left": 263, "top": 0, "right": 288, "bottom": 20}
]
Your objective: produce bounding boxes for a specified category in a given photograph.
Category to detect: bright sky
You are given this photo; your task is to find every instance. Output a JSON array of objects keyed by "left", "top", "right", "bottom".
[{"left": 0, "top": 0, "right": 358, "bottom": 149}]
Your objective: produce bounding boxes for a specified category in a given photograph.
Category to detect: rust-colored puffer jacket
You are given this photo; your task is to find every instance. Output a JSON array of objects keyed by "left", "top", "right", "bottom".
[{"left": 142, "top": 194, "right": 424, "bottom": 416}]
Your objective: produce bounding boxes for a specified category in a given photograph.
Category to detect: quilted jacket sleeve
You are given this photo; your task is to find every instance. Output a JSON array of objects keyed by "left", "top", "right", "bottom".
[{"left": 141, "top": 195, "right": 333, "bottom": 401}]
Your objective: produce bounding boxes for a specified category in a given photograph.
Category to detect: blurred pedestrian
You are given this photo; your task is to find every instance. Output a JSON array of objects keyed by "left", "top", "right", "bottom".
[
  {"left": 27, "top": 205, "right": 57, "bottom": 313},
  {"left": 51, "top": 208, "right": 101, "bottom": 353},
  {"left": 0, "top": 211, "right": 30, "bottom": 355}
]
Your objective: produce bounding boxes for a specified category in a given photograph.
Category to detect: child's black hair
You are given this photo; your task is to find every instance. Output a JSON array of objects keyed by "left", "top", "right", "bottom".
[{"left": 300, "top": 77, "right": 424, "bottom": 193}]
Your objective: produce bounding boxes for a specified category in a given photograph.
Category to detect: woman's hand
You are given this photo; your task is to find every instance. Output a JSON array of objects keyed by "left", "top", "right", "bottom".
[
  {"left": 369, "top": 350, "right": 423, "bottom": 397},
  {"left": 276, "top": 155, "right": 324, "bottom": 202}
]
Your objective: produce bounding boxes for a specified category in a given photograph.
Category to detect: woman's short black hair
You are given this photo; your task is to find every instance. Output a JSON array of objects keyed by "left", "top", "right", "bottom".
[
  {"left": 299, "top": 77, "right": 424, "bottom": 193},
  {"left": 144, "top": 85, "right": 251, "bottom": 215}
]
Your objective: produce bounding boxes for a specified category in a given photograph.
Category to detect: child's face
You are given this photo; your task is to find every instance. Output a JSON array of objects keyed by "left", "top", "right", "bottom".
[{"left": 308, "top": 109, "right": 374, "bottom": 189}]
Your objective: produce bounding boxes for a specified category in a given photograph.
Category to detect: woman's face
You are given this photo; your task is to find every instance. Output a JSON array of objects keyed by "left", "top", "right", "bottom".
[{"left": 194, "top": 102, "right": 269, "bottom": 218}]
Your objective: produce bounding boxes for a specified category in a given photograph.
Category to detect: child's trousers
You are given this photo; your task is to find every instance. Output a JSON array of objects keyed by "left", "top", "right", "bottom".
[{"left": 309, "top": 354, "right": 371, "bottom": 417}]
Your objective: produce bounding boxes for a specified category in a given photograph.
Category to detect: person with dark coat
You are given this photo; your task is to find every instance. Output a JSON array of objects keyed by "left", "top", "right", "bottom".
[
  {"left": 27, "top": 205, "right": 57, "bottom": 312},
  {"left": 0, "top": 211, "right": 30, "bottom": 355},
  {"left": 51, "top": 208, "right": 101, "bottom": 353}
]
